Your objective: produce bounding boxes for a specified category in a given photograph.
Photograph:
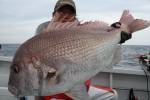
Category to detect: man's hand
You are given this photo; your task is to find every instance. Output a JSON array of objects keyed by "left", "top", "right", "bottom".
[{"left": 111, "top": 22, "right": 132, "bottom": 44}]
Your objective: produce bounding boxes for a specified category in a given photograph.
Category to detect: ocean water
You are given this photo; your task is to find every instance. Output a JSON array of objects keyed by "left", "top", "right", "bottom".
[
  {"left": 117, "top": 45, "right": 150, "bottom": 68},
  {"left": 0, "top": 44, "right": 20, "bottom": 56},
  {"left": 0, "top": 44, "right": 150, "bottom": 68}
]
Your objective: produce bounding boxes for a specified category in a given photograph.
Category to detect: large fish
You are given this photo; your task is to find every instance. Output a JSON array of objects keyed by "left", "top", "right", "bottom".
[{"left": 8, "top": 10, "right": 150, "bottom": 99}]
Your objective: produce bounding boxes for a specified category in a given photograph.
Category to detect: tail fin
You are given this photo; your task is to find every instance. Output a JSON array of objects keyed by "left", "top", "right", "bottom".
[
  {"left": 119, "top": 10, "right": 135, "bottom": 27},
  {"left": 129, "top": 19, "right": 150, "bottom": 33},
  {"left": 119, "top": 10, "right": 150, "bottom": 33}
]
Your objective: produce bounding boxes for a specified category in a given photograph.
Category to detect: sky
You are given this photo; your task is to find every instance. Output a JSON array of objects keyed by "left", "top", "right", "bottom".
[{"left": 0, "top": 0, "right": 150, "bottom": 45}]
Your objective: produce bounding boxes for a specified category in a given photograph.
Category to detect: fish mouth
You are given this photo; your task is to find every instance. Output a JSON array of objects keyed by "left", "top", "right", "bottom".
[
  {"left": 8, "top": 86, "right": 19, "bottom": 96},
  {"left": 8, "top": 85, "right": 40, "bottom": 96}
]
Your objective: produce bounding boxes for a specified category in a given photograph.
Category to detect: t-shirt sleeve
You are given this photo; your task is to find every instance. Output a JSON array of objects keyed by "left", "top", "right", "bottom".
[{"left": 35, "top": 21, "right": 50, "bottom": 35}]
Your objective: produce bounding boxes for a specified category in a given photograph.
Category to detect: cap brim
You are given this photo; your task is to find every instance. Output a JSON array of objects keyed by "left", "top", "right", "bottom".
[{"left": 54, "top": 3, "right": 76, "bottom": 14}]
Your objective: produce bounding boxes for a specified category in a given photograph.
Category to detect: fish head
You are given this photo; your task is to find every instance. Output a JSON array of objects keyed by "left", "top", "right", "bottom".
[{"left": 8, "top": 47, "right": 43, "bottom": 97}]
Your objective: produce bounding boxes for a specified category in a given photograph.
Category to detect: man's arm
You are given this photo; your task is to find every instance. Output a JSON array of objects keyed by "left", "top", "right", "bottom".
[{"left": 111, "top": 22, "right": 132, "bottom": 44}]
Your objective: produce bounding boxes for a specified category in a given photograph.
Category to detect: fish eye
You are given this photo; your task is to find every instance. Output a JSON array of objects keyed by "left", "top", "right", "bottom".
[
  {"left": 13, "top": 65, "right": 19, "bottom": 73},
  {"left": 46, "top": 68, "right": 56, "bottom": 79},
  {"left": 46, "top": 71, "right": 56, "bottom": 79}
]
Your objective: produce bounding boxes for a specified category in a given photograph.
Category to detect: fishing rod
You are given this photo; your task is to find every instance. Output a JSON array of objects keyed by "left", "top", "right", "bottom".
[
  {"left": 138, "top": 52, "right": 150, "bottom": 100},
  {"left": 138, "top": 52, "right": 150, "bottom": 72}
]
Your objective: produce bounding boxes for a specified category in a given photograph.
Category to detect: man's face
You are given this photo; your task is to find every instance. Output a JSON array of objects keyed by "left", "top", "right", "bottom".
[{"left": 52, "top": 5, "right": 76, "bottom": 23}]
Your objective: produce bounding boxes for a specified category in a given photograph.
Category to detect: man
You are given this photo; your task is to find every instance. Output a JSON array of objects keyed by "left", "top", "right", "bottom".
[
  {"left": 36, "top": 0, "right": 132, "bottom": 43},
  {"left": 35, "top": 0, "right": 145, "bottom": 100},
  {"left": 36, "top": 0, "right": 77, "bottom": 34}
]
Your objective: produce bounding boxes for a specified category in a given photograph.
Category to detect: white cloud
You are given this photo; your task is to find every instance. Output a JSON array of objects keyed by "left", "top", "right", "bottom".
[
  {"left": 0, "top": 18, "right": 49, "bottom": 43},
  {"left": 124, "top": 30, "right": 150, "bottom": 45},
  {"left": 0, "top": 0, "right": 150, "bottom": 45}
]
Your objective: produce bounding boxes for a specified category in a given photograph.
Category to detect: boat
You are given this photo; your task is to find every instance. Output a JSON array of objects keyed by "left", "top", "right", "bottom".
[{"left": 0, "top": 55, "right": 150, "bottom": 100}]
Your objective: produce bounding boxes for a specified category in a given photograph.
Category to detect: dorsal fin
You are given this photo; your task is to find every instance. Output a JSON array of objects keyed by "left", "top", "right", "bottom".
[
  {"left": 45, "top": 21, "right": 111, "bottom": 32},
  {"left": 78, "top": 21, "right": 110, "bottom": 30},
  {"left": 45, "top": 21, "right": 79, "bottom": 31}
]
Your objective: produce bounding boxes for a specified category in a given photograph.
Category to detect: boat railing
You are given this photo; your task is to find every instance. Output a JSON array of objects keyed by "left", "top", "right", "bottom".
[{"left": 0, "top": 56, "right": 150, "bottom": 100}]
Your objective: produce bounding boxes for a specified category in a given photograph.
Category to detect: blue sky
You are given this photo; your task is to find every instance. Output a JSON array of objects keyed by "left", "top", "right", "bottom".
[{"left": 0, "top": 0, "right": 150, "bottom": 45}]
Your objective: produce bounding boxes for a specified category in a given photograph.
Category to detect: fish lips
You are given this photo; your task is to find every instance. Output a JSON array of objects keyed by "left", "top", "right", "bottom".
[
  {"left": 8, "top": 85, "right": 19, "bottom": 97},
  {"left": 8, "top": 85, "right": 40, "bottom": 97}
]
